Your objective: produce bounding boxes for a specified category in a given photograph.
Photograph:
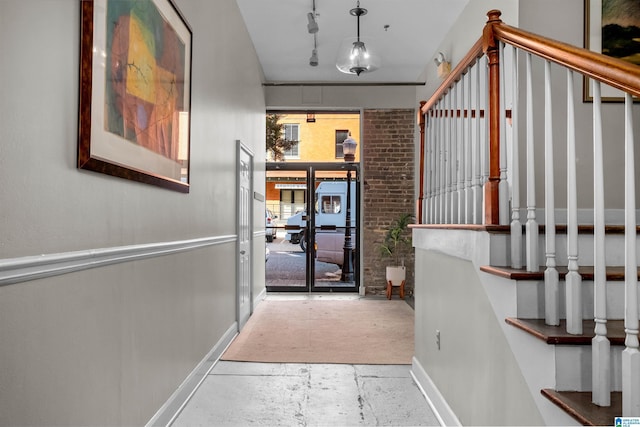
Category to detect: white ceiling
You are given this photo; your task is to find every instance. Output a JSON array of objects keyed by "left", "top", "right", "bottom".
[{"left": 235, "top": 0, "right": 471, "bottom": 84}]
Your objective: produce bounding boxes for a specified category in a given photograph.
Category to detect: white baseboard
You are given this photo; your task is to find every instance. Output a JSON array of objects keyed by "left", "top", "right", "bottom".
[
  {"left": 146, "top": 322, "right": 238, "bottom": 427},
  {"left": 411, "top": 356, "right": 461, "bottom": 427},
  {"left": 253, "top": 287, "right": 267, "bottom": 309}
]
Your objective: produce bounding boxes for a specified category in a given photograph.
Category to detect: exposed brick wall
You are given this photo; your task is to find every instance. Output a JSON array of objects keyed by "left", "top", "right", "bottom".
[{"left": 362, "top": 109, "right": 416, "bottom": 296}]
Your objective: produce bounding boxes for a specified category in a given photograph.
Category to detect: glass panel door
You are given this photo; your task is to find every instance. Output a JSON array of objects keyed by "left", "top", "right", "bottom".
[
  {"left": 265, "top": 166, "right": 309, "bottom": 291},
  {"left": 265, "top": 163, "right": 359, "bottom": 293},
  {"left": 310, "top": 166, "right": 359, "bottom": 292}
]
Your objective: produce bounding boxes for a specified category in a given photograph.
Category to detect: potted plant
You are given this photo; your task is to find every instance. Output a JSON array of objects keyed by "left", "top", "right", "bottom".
[{"left": 379, "top": 213, "right": 413, "bottom": 299}]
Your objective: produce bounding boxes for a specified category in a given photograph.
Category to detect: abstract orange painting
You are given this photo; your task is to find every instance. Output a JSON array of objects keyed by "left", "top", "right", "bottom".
[{"left": 79, "top": 0, "right": 192, "bottom": 192}]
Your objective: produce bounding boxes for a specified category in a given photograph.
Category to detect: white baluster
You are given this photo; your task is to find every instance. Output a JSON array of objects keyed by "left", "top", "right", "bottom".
[
  {"left": 481, "top": 56, "right": 490, "bottom": 222},
  {"left": 473, "top": 61, "right": 483, "bottom": 224},
  {"left": 424, "top": 112, "right": 431, "bottom": 224},
  {"left": 432, "top": 109, "right": 438, "bottom": 223},
  {"left": 456, "top": 78, "right": 464, "bottom": 224},
  {"left": 465, "top": 69, "right": 473, "bottom": 224},
  {"left": 499, "top": 42, "right": 509, "bottom": 226},
  {"left": 525, "top": 53, "right": 539, "bottom": 273},
  {"left": 563, "top": 68, "right": 580, "bottom": 333},
  {"left": 543, "top": 60, "right": 560, "bottom": 327},
  {"left": 429, "top": 111, "right": 435, "bottom": 224},
  {"left": 510, "top": 47, "right": 522, "bottom": 269},
  {"left": 433, "top": 106, "right": 442, "bottom": 224},
  {"left": 437, "top": 100, "right": 443, "bottom": 223},
  {"left": 452, "top": 85, "right": 460, "bottom": 224},
  {"left": 622, "top": 91, "right": 640, "bottom": 416},
  {"left": 591, "top": 80, "right": 610, "bottom": 407},
  {"left": 444, "top": 93, "right": 452, "bottom": 223}
]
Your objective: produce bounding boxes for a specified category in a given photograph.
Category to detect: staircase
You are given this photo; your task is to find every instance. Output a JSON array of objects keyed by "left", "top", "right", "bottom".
[
  {"left": 412, "top": 9, "right": 640, "bottom": 425},
  {"left": 482, "top": 225, "right": 640, "bottom": 425}
]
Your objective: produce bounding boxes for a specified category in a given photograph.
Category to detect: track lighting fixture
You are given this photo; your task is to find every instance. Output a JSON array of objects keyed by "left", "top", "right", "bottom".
[
  {"left": 308, "top": 0, "right": 319, "bottom": 66},
  {"left": 307, "top": 12, "right": 319, "bottom": 34}
]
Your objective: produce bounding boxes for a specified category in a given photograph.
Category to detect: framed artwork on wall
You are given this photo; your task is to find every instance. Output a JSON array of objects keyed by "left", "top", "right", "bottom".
[
  {"left": 78, "top": 0, "right": 192, "bottom": 192},
  {"left": 583, "top": 0, "right": 640, "bottom": 102}
]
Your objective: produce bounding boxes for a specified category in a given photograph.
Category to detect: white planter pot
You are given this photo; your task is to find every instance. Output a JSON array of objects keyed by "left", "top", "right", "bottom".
[
  {"left": 385, "top": 266, "right": 406, "bottom": 299},
  {"left": 386, "top": 265, "right": 406, "bottom": 286}
]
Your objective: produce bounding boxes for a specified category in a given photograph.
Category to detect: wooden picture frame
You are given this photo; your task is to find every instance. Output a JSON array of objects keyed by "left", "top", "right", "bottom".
[
  {"left": 583, "top": 0, "right": 640, "bottom": 102},
  {"left": 78, "top": 0, "right": 192, "bottom": 192}
]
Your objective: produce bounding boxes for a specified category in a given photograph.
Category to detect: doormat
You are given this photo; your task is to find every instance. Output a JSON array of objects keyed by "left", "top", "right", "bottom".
[{"left": 221, "top": 299, "right": 414, "bottom": 365}]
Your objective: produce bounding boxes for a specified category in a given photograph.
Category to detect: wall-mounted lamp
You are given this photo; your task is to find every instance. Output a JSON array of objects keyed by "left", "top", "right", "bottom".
[{"left": 434, "top": 52, "right": 451, "bottom": 78}]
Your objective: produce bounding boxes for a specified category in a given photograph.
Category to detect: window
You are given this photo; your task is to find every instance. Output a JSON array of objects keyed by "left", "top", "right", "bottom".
[
  {"left": 283, "top": 124, "right": 300, "bottom": 159},
  {"left": 320, "top": 195, "right": 341, "bottom": 214},
  {"left": 335, "top": 130, "right": 349, "bottom": 159}
]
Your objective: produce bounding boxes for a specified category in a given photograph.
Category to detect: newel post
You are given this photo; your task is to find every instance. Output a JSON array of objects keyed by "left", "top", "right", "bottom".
[
  {"left": 483, "top": 10, "right": 502, "bottom": 225},
  {"left": 418, "top": 100, "right": 427, "bottom": 224}
]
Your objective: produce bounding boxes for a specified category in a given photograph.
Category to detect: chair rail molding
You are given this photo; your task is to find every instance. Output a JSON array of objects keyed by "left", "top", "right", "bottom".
[{"left": 0, "top": 235, "right": 237, "bottom": 287}]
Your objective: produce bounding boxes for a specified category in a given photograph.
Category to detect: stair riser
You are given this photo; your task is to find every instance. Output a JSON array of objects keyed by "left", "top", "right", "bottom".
[
  {"left": 516, "top": 279, "right": 639, "bottom": 320},
  {"left": 534, "top": 234, "right": 640, "bottom": 266},
  {"left": 555, "top": 345, "right": 624, "bottom": 392}
]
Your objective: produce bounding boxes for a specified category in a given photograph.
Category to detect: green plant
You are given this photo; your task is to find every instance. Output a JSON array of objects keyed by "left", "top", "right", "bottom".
[
  {"left": 266, "top": 113, "right": 298, "bottom": 161},
  {"left": 379, "top": 213, "right": 414, "bottom": 266}
]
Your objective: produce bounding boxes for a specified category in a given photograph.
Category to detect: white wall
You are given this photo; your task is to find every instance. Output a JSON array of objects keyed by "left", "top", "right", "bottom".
[
  {"left": 413, "top": 246, "right": 545, "bottom": 425},
  {"left": 416, "top": 0, "right": 519, "bottom": 104},
  {"left": 0, "top": 0, "right": 266, "bottom": 425},
  {"left": 517, "top": 0, "right": 640, "bottom": 209},
  {"left": 265, "top": 84, "right": 418, "bottom": 109}
]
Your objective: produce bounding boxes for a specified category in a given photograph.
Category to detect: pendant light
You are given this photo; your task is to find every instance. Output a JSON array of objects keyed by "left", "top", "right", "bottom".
[{"left": 336, "top": 0, "right": 380, "bottom": 76}]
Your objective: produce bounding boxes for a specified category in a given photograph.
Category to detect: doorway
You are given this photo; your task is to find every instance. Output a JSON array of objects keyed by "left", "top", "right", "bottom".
[
  {"left": 265, "top": 162, "right": 360, "bottom": 293},
  {"left": 237, "top": 141, "right": 253, "bottom": 330}
]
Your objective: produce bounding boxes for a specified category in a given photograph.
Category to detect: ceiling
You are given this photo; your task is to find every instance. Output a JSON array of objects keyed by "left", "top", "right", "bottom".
[{"left": 235, "top": 0, "right": 471, "bottom": 84}]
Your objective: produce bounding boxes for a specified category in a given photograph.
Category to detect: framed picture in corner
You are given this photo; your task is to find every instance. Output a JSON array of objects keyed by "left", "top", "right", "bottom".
[
  {"left": 583, "top": 0, "right": 640, "bottom": 102},
  {"left": 78, "top": 0, "right": 193, "bottom": 192}
]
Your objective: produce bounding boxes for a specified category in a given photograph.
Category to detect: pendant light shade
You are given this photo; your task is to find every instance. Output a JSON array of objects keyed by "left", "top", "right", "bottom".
[{"left": 336, "top": 1, "right": 380, "bottom": 76}]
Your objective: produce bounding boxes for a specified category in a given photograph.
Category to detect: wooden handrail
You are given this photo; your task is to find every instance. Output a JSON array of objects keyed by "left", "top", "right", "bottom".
[
  {"left": 417, "top": 8, "right": 640, "bottom": 225},
  {"left": 486, "top": 10, "right": 640, "bottom": 98}
]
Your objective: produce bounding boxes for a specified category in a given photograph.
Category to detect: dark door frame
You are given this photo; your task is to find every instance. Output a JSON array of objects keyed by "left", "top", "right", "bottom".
[{"left": 265, "top": 161, "right": 360, "bottom": 293}]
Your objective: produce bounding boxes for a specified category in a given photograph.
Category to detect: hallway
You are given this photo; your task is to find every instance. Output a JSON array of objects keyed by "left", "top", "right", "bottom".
[
  {"left": 172, "top": 361, "right": 440, "bottom": 426},
  {"left": 170, "top": 295, "right": 441, "bottom": 426}
]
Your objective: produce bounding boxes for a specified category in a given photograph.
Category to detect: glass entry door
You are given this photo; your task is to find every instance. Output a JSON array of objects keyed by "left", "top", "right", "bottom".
[
  {"left": 309, "top": 166, "right": 358, "bottom": 292},
  {"left": 265, "top": 162, "right": 359, "bottom": 293}
]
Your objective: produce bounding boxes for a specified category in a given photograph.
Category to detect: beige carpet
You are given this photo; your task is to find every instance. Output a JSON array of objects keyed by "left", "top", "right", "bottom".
[{"left": 222, "top": 299, "right": 414, "bottom": 365}]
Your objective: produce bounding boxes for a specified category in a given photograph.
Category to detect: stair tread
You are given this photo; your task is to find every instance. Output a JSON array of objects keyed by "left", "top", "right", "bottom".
[
  {"left": 541, "top": 389, "right": 621, "bottom": 426},
  {"left": 505, "top": 318, "right": 629, "bottom": 345},
  {"left": 481, "top": 265, "right": 636, "bottom": 281}
]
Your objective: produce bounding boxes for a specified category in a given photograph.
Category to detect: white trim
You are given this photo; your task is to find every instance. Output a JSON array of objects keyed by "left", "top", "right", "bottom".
[
  {"left": 411, "top": 356, "right": 461, "bottom": 427},
  {"left": 145, "top": 323, "right": 238, "bottom": 427},
  {"left": 253, "top": 287, "right": 267, "bottom": 309},
  {"left": 0, "top": 235, "right": 236, "bottom": 287}
]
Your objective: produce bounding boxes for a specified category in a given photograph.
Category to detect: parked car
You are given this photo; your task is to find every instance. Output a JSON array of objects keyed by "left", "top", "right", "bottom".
[{"left": 265, "top": 209, "right": 277, "bottom": 242}]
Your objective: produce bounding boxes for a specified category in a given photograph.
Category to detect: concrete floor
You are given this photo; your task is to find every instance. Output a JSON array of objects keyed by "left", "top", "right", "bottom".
[{"left": 172, "top": 361, "right": 440, "bottom": 426}]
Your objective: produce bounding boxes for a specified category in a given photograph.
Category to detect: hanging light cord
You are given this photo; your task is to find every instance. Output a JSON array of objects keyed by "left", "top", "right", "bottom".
[{"left": 356, "top": 1, "right": 360, "bottom": 41}]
